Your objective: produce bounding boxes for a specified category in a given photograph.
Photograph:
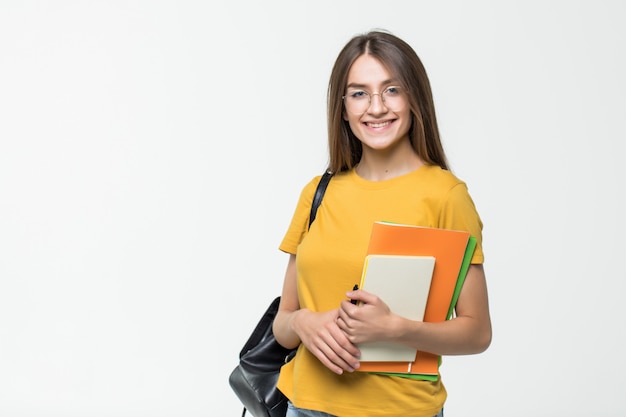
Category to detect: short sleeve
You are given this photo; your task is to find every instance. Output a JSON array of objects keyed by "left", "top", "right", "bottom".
[
  {"left": 279, "top": 176, "right": 322, "bottom": 255},
  {"left": 439, "top": 182, "right": 484, "bottom": 264}
]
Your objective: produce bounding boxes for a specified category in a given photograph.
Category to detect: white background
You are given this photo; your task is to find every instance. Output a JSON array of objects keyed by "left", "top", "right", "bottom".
[{"left": 1, "top": 1, "right": 625, "bottom": 416}]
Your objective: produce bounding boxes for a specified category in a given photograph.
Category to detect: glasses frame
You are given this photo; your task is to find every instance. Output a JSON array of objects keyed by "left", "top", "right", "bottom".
[{"left": 342, "top": 86, "right": 405, "bottom": 114}]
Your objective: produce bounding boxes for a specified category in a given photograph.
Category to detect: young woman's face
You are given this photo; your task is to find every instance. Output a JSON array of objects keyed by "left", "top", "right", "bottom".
[{"left": 343, "top": 54, "right": 411, "bottom": 154}]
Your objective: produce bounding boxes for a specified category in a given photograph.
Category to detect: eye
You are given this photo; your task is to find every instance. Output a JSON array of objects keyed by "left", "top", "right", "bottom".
[
  {"left": 384, "top": 86, "right": 401, "bottom": 96},
  {"left": 347, "top": 90, "right": 368, "bottom": 100}
]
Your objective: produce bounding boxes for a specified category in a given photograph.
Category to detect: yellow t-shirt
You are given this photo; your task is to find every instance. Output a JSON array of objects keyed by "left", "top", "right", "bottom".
[{"left": 277, "top": 165, "right": 484, "bottom": 417}]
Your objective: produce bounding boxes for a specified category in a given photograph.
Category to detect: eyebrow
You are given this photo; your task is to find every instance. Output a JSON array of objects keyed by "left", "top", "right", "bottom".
[{"left": 346, "top": 79, "right": 398, "bottom": 90}]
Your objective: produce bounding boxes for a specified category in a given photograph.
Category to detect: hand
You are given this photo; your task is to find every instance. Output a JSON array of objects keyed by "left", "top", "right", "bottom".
[
  {"left": 337, "top": 289, "right": 396, "bottom": 345},
  {"left": 292, "top": 308, "right": 361, "bottom": 375}
]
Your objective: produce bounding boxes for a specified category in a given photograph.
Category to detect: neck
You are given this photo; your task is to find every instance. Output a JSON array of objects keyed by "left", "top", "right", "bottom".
[{"left": 355, "top": 153, "right": 424, "bottom": 181}]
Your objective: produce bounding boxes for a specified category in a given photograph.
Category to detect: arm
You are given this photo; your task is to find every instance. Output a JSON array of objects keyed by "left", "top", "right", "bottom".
[
  {"left": 272, "top": 254, "right": 362, "bottom": 374},
  {"left": 338, "top": 263, "right": 492, "bottom": 355}
]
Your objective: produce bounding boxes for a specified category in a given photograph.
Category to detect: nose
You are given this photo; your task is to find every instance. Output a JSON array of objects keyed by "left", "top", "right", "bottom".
[{"left": 367, "top": 92, "right": 387, "bottom": 114}]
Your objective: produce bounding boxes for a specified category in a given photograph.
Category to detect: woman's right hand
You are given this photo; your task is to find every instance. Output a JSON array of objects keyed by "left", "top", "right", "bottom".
[
  {"left": 290, "top": 308, "right": 361, "bottom": 375},
  {"left": 273, "top": 254, "right": 361, "bottom": 374}
]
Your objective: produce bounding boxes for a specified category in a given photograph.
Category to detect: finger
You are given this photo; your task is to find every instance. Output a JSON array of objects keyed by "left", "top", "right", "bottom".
[
  {"left": 336, "top": 314, "right": 355, "bottom": 335},
  {"left": 312, "top": 339, "right": 357, "bottom": 374},
  {"left": 326, "top": 326, "right": 362, "bottom": 365},
  {"left": 329, "top": 324, "right": 361, "bottom": 362},
  {"left": 352, "top": 289, "right": 380, "bottom": 305},
  {"left": 337, "top": 302, "right": 354, "bottom": 324}
]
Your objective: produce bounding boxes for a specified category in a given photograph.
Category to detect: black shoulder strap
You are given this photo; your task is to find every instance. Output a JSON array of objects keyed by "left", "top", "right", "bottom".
[{"left": 309, "top": 170, "right": 333, "bottom": 229}]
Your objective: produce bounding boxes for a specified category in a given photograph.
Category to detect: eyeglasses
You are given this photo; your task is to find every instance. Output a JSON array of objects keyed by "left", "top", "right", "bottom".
[{"left": 342, "top": 86, "right": 405, "bottom": 114}]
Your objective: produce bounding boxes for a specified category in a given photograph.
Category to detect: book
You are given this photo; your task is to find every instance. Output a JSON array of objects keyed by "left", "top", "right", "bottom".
[
  {"left": 356, "top": 221, "right": 475, "bottom": 377},
  {"left": 356, "top": 254, "right": 435, "bottom": 362},
  {"left": 380, "top": 235, "right": 477, "bottom": 381},
  {"left": 447, "top": 235, "right": 477, "bottom": 320}
]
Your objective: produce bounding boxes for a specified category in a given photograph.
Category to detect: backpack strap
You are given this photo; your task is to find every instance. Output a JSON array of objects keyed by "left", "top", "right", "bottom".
[{"left": 309, "top": 170, "right": 333, "bottom": 229}]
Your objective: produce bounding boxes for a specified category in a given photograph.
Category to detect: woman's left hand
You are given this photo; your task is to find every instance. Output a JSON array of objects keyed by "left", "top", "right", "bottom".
[{"left": 336, "top": 289, "right": 400, "bottom": 345}]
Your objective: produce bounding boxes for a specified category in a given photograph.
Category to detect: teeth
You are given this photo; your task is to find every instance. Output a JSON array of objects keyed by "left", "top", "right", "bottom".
[{"left": 367, "top": 121, "right": 391, "bottom": 128}]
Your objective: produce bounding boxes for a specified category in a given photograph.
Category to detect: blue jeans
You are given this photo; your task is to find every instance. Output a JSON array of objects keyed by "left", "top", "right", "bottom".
[{"left": 286, "top": 402, "right": 443, "bottom": 417}]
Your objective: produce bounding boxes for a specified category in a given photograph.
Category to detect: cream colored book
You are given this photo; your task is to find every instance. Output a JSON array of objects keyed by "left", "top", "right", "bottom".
[{"left": 357, "top": 254, "right": 435, "bottom": 362}]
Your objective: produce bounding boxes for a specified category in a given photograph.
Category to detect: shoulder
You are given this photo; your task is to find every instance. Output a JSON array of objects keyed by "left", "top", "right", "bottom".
[
  {"left": 299, "top": 174, "right": 325, "bottom": 198},
  {"left": 420, "top": 164, "right": 465, "bottom": 186},
  {"left": 417, "top": 165, "right": 470, "bottom": 198},
  {"left": 292, "top": 173, "right": 332, "bottom": 211}
]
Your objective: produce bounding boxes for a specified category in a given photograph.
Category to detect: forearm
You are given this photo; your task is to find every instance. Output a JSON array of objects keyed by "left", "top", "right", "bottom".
[
  {"left": 273, "top": 253, "right": 303, "bottom": 349},
  {"left": 394, "top": 314, "right": 491, "bottom": 355},
  {"left": 387, "top": 264, "right": 492, "bottom": 355}
]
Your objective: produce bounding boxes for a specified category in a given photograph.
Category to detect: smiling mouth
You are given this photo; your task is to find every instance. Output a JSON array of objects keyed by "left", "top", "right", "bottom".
[{"left": 365, "top": 120, "right": 393, "bottom": 128}]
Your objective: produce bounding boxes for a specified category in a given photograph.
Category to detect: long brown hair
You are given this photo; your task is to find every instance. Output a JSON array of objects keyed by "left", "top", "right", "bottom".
[{"left": 327, "top": 30, "right": 449, "bottom": 173}]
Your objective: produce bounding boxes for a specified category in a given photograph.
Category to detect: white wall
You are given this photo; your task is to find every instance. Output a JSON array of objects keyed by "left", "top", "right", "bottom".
[{"left": 1, "top": 1, "right": 625, "bottom": 416}]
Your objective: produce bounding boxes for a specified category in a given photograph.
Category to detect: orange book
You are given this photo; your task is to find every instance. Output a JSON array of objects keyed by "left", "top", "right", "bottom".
[{"left": 356, "top": 221, "right": 471, "bottom": 377}]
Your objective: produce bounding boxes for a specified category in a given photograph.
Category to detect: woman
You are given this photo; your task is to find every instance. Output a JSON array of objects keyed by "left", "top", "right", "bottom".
[{"left": 272, "top": 29, "right": 492, "bottom": 417}]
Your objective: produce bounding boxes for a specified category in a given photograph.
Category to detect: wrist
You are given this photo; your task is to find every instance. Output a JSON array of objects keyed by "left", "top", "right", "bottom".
[
  {"left": 391, "top": 314, "right": 421, "bottom": 344},
  {"left": 288, "top": 308, "right": 307, "bottom": 338}
]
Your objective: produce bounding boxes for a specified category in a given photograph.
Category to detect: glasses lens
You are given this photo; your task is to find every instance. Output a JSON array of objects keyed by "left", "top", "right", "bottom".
[
  {"left": 382, "top": 87, "right": 402, "bottom": 110},
  {"left": 344, "top": 90, "right": 369, "bottom": 114}
]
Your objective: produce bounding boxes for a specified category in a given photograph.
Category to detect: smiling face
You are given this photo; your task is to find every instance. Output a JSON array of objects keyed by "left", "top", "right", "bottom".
[{"left": 343, "top": 54, "right": 412, "bottom": 155}]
